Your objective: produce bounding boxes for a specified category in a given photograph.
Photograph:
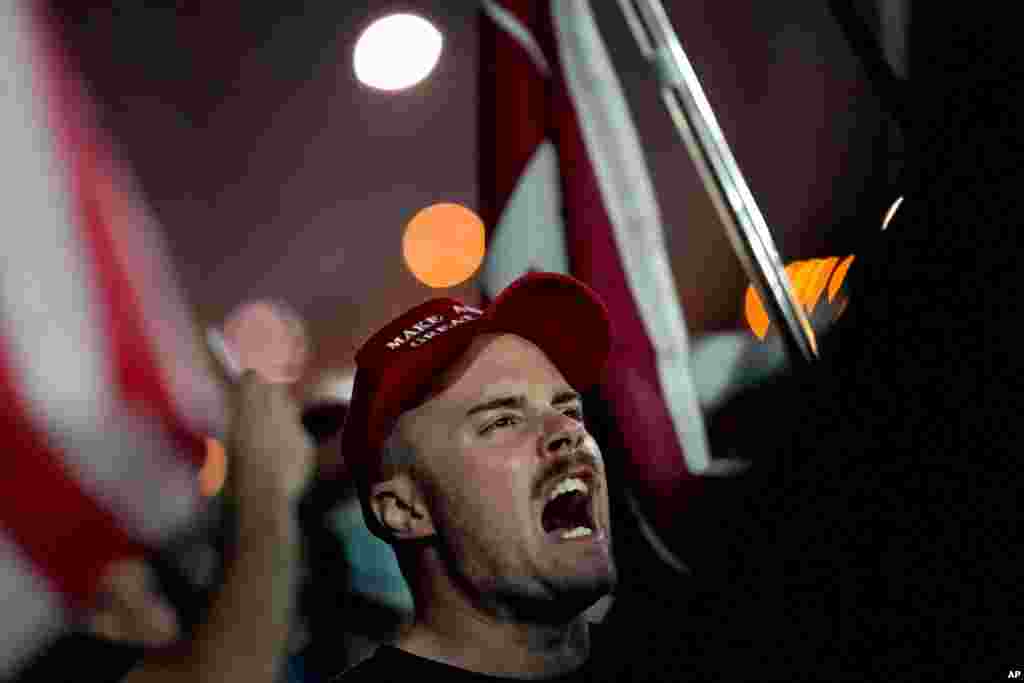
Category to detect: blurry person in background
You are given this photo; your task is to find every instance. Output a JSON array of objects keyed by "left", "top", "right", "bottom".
[{"left": 297, "top": 397, "right": 415, "bottom": 679}]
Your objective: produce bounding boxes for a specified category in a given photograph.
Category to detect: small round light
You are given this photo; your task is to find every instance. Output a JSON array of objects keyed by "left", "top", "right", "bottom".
[
  {"left": 221, "top": 300, "right": 308, "bottom": 384},
  {"left": 403, "top": 203, "right": 486, "bottom": 289},
  {"left": 354, "top": 14, "right": 443, "bottom": 91}
]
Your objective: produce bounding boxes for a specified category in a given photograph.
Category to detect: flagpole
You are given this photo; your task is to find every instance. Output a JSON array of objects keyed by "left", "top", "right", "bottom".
[{"left": 617, "top": 0, "right": 818, "bottom": 364}]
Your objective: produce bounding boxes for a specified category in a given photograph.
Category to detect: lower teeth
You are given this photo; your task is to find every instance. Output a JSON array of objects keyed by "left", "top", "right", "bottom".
[{"left": 560, "top": 526, "right": 593, "bottom": 539}]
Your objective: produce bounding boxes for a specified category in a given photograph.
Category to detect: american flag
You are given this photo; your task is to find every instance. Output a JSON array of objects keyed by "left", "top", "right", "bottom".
[
  {"left": 479, "top": 0, "right": 719, "bottom": 567},
  {"left": 1, "top": 1, "right": 225, "bottom": 673}
]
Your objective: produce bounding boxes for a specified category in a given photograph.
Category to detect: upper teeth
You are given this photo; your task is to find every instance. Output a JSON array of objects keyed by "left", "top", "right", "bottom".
[{"left": 548, "top": 476, "right": 589, "bottom": 501}]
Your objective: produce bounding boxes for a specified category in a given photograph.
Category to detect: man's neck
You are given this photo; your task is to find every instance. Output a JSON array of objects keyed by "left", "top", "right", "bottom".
[{"left": 395, "top": 593, "right": 592, "bottom": 679}]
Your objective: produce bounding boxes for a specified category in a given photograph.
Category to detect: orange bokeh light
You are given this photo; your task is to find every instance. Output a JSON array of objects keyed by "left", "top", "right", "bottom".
[
  {"left": 200, "top": 438, "right": 227, "bottom": 497},
  {"left": 402, "top": 203, "right": 486, "bottom": 288},
  {"left": 744, "top": 256, "right": 856, "bottom": 340}
]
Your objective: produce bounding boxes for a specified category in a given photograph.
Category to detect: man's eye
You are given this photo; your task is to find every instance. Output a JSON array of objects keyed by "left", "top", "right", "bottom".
[
  {"left": 481, "top": 415, "right": 519, "bottom": 434},
  {"left": 563, "top": 407, "right": 584, "bottom": 422}
]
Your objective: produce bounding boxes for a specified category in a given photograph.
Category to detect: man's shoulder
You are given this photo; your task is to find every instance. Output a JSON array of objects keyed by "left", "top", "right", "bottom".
[
  {"left": 330, "top": 624, "right": 690, "bottom": 683},
  {"left": 333, "top": 634, "right": 625, "bottom": 683}
]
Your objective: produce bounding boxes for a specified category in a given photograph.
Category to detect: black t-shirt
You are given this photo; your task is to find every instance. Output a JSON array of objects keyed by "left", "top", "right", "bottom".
[
  {"left": 333, "top": 623, "right": 691, "bottom": 683},
  {"left": 335, "top": 644, "right": 602, "bottom": 683}
]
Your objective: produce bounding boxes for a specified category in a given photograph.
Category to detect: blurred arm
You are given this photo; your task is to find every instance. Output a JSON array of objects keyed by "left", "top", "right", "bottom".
[{"left": 122, "top": 373, "right": 314, "bottom": 683}]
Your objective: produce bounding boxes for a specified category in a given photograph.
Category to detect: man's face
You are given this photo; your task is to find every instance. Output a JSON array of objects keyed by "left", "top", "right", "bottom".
[{"left": 400, "top": 333, "right": 616, "bottom": 621}]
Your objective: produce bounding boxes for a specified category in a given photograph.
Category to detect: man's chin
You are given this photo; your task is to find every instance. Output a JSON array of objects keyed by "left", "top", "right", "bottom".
[{"left": 486, "top": 559, "right": 617, "bottom": 624}]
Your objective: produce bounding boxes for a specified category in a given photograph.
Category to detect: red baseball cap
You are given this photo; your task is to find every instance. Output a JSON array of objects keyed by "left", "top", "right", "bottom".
[{"left": 341, "top": 272, "right": 611, "bottom": 500}]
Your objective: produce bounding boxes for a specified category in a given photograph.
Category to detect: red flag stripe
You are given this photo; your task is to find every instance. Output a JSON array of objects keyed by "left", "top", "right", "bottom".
[
  {"left": 0, "top": 341, "right": 145, "bottom": 609},
  {"left": 480, "top": 0, "right": 551, "bottom": 234}
]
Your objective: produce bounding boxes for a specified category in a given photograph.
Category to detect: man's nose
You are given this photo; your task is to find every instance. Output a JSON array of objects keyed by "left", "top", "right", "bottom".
[{"left": 542, "top": 412, "right": 585, "bottom": 456}]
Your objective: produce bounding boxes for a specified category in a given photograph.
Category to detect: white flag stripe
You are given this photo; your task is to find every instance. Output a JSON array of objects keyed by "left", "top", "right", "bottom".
[
  {"left": 481, "top": 141, "right": 570, "bottom": 298},
  {"left": 0, "top": 0, "right": 110, "bottom": 436},
  {"left": 481, "top": 0, "right": 552, "bottom": 77},
  {"left": 552, "top": 0, "right": 710, "bottom": 473},
  {"left": 0, "top": 532, "right": 65, "bottom": 678},
  {"left": 1, "top": 0, "right": 200, "bottom": 541},
  {"left": 93, "top": 161, "right": 226, "bottom": 440},
  {"left": 44, "top": 414, "right": 201, "bottom": 540}
]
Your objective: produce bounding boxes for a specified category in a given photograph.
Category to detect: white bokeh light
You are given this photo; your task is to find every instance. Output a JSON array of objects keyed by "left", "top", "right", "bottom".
[
  {"left": 881, "top": 195, "right": 904, "bottom": 231},
  {"left": 353, "top": 13, "right": 443, "bottom": 91}
]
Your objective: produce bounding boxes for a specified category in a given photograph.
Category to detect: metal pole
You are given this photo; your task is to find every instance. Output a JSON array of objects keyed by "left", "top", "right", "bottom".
[{"left": 617, "top": 0, "right": 818, "bottom": 364}]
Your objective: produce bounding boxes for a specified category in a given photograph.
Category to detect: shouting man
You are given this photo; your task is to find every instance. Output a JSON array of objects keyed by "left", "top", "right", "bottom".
[{"left": 337, "top": 272, "right": 626, "bottom": 681}]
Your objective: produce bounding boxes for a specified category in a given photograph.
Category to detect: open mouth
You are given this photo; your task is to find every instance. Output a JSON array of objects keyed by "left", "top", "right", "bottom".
[{"left": 540, "top": 474, "right": 597, "bottom": 541}]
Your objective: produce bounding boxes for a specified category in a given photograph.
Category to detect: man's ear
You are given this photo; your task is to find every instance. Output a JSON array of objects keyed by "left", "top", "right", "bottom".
[{"left": 369, "top": 471, "right": 435, "bottom": 540}]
